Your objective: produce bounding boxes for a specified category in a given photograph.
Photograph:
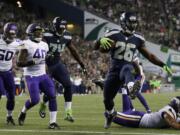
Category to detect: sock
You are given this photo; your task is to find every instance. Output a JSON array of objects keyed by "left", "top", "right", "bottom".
[
  {"left": 121, "top": 88, "right": 128, "bottom": 95},
  {"left": 22, "top": 105, "right": 27, "bottom": 113},
  {"left": 136, "top": 92, "right": 150, "bottom": 111},
  {"left": 107, "top": 108, "right": 115, "bottom": 114},
  {"left": 65, "top": 102, "right": 72, "bottom": 111},
  {"left": 7, "top": 110, "right": 13, "bottom": 117},
  {"left": 49, "top": 111, "right": 57, "bottom": 124}
]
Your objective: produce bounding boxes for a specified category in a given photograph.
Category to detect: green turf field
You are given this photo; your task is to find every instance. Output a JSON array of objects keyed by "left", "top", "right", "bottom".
[{"left": 0, "top": 92, "right": 180, "bottom": 135}]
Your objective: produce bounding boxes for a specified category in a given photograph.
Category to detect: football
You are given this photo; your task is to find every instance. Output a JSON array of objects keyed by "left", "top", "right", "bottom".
[{"left": 99, "top": 40, "right": 116, "bottom": 53}]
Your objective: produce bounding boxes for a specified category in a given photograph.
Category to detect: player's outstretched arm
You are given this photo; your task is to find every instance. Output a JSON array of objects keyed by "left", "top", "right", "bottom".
[
  {"left": 67, "top": 43, "right": 87, "bottom": 74},
  {"left": 138, "top": 46, "right": 172, "bottom": 75},
  {"left": 163, "top": 112, "right": 180, "bottom": 129}
]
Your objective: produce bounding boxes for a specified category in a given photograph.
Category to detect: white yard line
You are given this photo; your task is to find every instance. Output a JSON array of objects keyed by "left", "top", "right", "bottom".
[{"left": 0, "top": 129, "right": 178, "bottom": 135}]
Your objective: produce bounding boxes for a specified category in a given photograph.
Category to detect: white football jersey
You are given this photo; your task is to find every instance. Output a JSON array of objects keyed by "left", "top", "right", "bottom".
[
  {"left": 23, "top": 39, "right": 49, "bottom": 76},
  {"left": 139, "top": 105, "right": 177, "bottom": 128},
  {"left": 0, "top": 38, "right": 22, "bottom": 71}
]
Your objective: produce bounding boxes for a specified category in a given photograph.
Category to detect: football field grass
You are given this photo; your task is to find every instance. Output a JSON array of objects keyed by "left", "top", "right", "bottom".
[{"left": 0, "top": 92, "right": 180, "bottom": 135}]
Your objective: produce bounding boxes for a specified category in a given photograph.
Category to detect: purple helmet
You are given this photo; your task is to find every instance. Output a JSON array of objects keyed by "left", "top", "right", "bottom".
[
  {"left": 3, "top": 22, "right": 18, "bottom": 40},
  {"left": 26, "top": 23, "right": 44, "bottom": 42}
]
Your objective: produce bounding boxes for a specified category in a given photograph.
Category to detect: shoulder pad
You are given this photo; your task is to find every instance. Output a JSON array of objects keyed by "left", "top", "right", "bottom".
[
  {"left": 105, "top": 29, "right": 120, "bottom": 37},
  {"left": 63, "top": 30, "right": 71, "bottom": 35},
  {"left": 134, "top": 33, "right": 145, "bottom": 41},
  {"left": 63, "top": 30, "right": 72, "bottom": 40},
  {"left": 14, "top": 39, "right": 23, "bottom": 46},
  {"left": 64, "top": 35, "right": 72, "bottom": 40},
  {"left": 43, "top": 32, "right": 53, "bottom": 37}
]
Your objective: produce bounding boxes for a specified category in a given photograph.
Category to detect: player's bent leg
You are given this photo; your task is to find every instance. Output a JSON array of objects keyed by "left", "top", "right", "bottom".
[
  {"left": 4, "top": 74, "right": 16, "bottom": 125},
  {"left": 48, "top": 96, "right": 59, "bottom": 129},
  {"left": 42, "top": 75, "right": 59, "bottom": 129},
  {"left": 136, "top": 92, "right": 151, "bottom": 113},
  {"left": 103, "top": 75, "right": 120, "bottom": 129},
  {"left": 53, "top": 64, "right": 74, "bottom": 122},
  {"left": 6, "top": 94, "right": 15, "bottom": 125},
  {"left": 18, "top": 112, "right": 26, "bottom": 126},
  {"left": 39, "top": 94, "right": 48, "bottom": 118}
]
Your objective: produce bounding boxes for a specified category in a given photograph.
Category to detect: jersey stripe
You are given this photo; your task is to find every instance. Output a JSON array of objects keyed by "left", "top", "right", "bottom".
[
  {"left": 116, "top": 112, "right": 141, "bottom": 121},
  {"left": 134, "top": 34, "right": 145, "bottom": 41},
  {"left": 105, "top": 30, "right": 120, "bottom": 37},
  {"left": 117, "top": 112, "right": 141, "bottom": 119}
]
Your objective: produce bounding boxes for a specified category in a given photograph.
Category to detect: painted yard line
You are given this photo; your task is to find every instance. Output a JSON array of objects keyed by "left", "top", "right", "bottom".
[
  {"left": 0, "top": 129, "right": 178, "bottom": 135},
  {"left": 0, "top": 117, "right": 103, "bottom": 120}
]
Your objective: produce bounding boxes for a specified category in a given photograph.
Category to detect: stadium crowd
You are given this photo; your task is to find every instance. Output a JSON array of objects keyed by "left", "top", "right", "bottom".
[
  {"left": 67, "top": 0, "right": 180, "bottom": 51},
  {"left": 0, "top": 0, "right": 176, "bottom": 94}
]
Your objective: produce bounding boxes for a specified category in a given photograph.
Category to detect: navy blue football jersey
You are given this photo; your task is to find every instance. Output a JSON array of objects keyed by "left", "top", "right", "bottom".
[
  {"left": 104, "top": 29, "right": 145, "bottom": 66},
  {"left": 43, "top": 30, "right": 72, "bottom": 66}
]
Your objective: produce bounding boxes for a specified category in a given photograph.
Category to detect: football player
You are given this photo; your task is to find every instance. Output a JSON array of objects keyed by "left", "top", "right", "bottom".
[
  {"left": 39, "top": 17, "right": 87, "bottom": 122},
  {"left": 94, "top": 12, "right": 172, "bottom": 129},
  {"left": 130, "top": 57, "right": 151, "bottom": 113},
  {"left": 113, "top": 89, "right": 180, "bottom": 129},
  {"left": 17, "top": 23, "right": 59, "bottom": 129},
  {"left": 0, "top": 22, "right": 22, "bottom": 125}
]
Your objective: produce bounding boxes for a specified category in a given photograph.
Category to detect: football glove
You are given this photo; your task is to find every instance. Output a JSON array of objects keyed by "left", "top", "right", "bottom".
[
  {"left": 99, "top": 37, "right": 114, "bottom": 50},
  {"left": 163, "top": 65, "right": 172, "bottom": 76}
]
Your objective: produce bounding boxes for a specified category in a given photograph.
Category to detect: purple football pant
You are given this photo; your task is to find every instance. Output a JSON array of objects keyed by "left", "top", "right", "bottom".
[
  {"left": 113, "top": 94, "right": 145, "bottom": 127},
  {"left": 25, "top": 74, "right": 57, "bottom": 111},
  {"left": 0, "top": 70, "right": 15, "bottom": 111}
]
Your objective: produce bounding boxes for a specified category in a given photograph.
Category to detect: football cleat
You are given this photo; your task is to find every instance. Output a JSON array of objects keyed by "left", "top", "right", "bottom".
[
  {"left": 104, "top": 111, "right": 117, "bottom": 129},
  {"left": 18, "top": 112, "right": 26, "bottom": 126},
  {"left": 39, "top": 103, "right": 47, "bottom": 118},
  {"left": 64, "top": 109, "right": 74, "bottom": 122},
  {"left": 6, "top": 116, "right": 15, "bottom": 125},
  {"left": 48, "top": 122, "right": 60, "bottom": 129},
  {"left": 129, "top": 80, "right": 141, "bottom": 99}
]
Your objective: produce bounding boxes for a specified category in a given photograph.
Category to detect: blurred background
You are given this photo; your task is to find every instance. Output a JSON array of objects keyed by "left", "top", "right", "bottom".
[{"left": 1, "top": 0, "right": 180, "bottom": 95}]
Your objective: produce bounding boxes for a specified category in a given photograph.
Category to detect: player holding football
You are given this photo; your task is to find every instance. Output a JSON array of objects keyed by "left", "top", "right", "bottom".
[
  {"left": 0, "top": 22, "right": 22, "bottom": 125},
  {"left": 39, "top": 17, "right": 86, "bottom": 122},
  {"left": 17, "top": 23, "right": 59, "bottom": 129},
  {"left": 113, "top": 88, "right": 180, "bottom": 129},
  {"left": 94, "top": 12, "right": 172, "bottom": 129}
]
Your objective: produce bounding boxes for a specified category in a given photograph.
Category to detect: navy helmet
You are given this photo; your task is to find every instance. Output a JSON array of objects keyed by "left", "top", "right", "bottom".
[
  {"left": 3, "top": 22, "right": 18, "bottom": 40},
  {"left": 119, "top": 12, "right": 138, "bottom": 34},
  {"left": 26, "top": 23, "right": 44, "bottom": 42},
  {"left": 52, "top": 17, "right": 67, "bottom": 33}
]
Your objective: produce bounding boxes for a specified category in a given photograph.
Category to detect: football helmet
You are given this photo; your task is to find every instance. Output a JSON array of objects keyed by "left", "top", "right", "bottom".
[
  {"left": 119, "top": 12, "right": 138, "bottom": 34},
  {"left": 52, "top": 17, "right": 67, "bottom": 34},
  {"left": 169, "top": 96, "right": 180, "bottom": 115},
  {"left": 3, "top": 22, "right": 18, "bottom": 42},
  {"left": 26, "top": 23, "right": 44, "bottom": 42}
]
